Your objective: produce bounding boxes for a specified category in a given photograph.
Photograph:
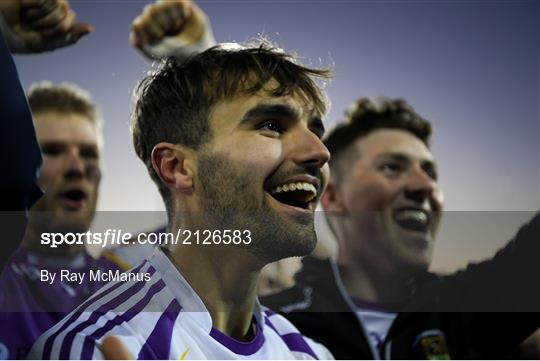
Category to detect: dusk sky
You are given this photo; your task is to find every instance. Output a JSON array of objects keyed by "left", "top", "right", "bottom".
[{"left": 13, "top": 0, "right": 539, "bottom": 271}]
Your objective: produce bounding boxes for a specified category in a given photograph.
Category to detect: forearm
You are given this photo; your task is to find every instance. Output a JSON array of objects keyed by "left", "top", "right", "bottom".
[{"left": 0, "top": 30, "right": 43, "bottom": 207}]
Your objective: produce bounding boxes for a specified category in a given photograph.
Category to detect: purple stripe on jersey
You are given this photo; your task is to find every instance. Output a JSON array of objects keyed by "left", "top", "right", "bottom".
[
  {"left": 280, "top": 333, "right": 318, "bottom": 360},
  {"left": 57, "top": 266, "right": 156, "bottom": 359},
  {"left": 80, "top": 279, "right": 166, "bottom": 359},
  {"left": 41, "top": 261, "right": 149, "bottom": 359},
  {"left": 265, "top": 317, "right": 318, "bottom": 359},
  {"left": 264, "top": 309, "right": 276, "bottom": 316},
  {"left": 264, "top": 317, "right": 279, "bottom": 333},
  {"left": 137, "top": 299, "right": 182, "bottom": 360},
  {"left": 209, "top": 321, "right": 265, "bottom": 356}
]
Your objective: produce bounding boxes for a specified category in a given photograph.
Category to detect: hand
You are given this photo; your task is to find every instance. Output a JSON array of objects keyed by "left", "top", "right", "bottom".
[
  {"left": 1, "top": 0, "right": 93, "bottom": 53},
  {"left": 130, "top": 0, "right": 207, "bottom": 48},
  {"left": 0, "top": 0, "right": 21, "bottom": 26},
  {"left": 101, "top": 335, "right": 133, "bottom": 360}
]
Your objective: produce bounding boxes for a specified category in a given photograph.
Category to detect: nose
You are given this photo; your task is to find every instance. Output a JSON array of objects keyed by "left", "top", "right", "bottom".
[
  {"left": 290, "top": 128, "right": 331, "bottom": 169},
  {"left": 64, "top": 148, "right": 86, "bottom": 180},
  {"left": 404, "top": 166, "right": 438, "bottom": 205}
]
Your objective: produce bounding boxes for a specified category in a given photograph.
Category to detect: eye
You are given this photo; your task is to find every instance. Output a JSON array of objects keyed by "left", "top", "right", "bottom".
[
  {"left": 257, "top": 119, "right": 284, "bottom": 134},
  {"left": 424, "top": 167, "right": 438, "bottom": 181},
  {"left": 309, "top": 118, "right": 325, "bottom": 140},
  {"left": 80, "top": 146, "right": 99, "bottom": 160},
  {"left": 380, "top": 162, "right": 403, "bottom": 176},
  {"left": 41, "top": 143, "right": 64, "bottom": 157}
]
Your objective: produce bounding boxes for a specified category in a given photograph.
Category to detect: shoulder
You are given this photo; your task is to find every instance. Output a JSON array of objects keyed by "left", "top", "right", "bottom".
[
  {"left": 29, "top": 260, "right": 175, "bottom": 359},
  {"left": 101, "top": 244, "right": 156, "bottom": 271},
  {"left": 262, "top": 309, "right": 334, "bottom": 359}
]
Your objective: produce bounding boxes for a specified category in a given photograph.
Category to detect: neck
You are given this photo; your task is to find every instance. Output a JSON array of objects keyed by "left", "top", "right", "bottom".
[
  {"left": 337, "top": 250, "right": 415, "bottom": 306},
  {"left": 167, "top": 238, "right": 261, "bottom": 340}
]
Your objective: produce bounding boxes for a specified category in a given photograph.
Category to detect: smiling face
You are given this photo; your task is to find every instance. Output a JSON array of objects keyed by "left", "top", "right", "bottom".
[
  {"left": 29, "top": 111, "right": 101, "bottom": 253},
  {"left": 326, "top": 129, "right": 443, "bottom": 275},
  {"left": 195, "top": 87, "right": 330, "bottom": 264}
]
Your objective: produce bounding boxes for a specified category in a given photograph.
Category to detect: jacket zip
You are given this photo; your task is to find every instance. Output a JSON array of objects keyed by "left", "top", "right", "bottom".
[{"left": 330, "top": 260, "right": 380, "bottom": 359}]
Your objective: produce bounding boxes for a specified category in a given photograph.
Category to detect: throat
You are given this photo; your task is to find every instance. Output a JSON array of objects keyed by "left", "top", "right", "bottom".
[
  {"left": 212, "top": 312, "right": 259, "bottom": 342},
  {"left": 339, "top": 262, "right": 416, "bottom": 306},
  {"left": 164, "top": 245, "right": 261, "bottom": 338}
]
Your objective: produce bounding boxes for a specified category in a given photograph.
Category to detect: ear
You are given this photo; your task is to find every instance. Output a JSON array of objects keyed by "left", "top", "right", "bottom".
[
  {"left": 321, "top": 180, "right": 347, "bottom": 214},
  {"left": 151, "top": 142, "right": 195, "bottom": 194}
]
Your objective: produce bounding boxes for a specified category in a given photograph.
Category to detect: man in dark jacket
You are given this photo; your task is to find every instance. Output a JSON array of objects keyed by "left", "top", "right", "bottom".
[
  {"left": 263, "top": 97, "right": 540, "bottom": 359},
  {"left": 0, "top": 0, "right": 93, "bottom": 272},
  {"left": 0, "top": 30, "right": 42, "bottom": 272}
]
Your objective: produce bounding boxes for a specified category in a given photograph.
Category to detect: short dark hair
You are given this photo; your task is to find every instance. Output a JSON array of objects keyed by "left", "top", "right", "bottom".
[
  {"left": 131, "top": 41, "right": 332, "bottom": 213},
  {"left": 324, "top": 97, "right": 432, "bottom": 178}
]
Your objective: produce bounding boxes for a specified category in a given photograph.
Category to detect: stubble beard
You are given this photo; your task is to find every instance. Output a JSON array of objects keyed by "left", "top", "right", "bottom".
[{"left": 197, "top": 152, "right": 317, "bottom": 266}]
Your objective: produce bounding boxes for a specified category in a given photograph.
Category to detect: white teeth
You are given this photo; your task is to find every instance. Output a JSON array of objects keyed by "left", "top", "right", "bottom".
[
  {"left": 270, "top": 182, "right": 318, "bottom": 198},
  {"left": 395, "top": 210, "right": 428, "bottom": 224}
]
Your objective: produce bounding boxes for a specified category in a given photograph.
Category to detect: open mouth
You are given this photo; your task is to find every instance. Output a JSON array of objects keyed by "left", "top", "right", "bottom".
[
  {"left": 59, "top": 189, "right": 88, "bottom": 209},
  {"left": 393, "top": 208, "right": 430, "bottom": 232},
  {"left": 267, "top": 182, "right": 318, "bottom": 210}
]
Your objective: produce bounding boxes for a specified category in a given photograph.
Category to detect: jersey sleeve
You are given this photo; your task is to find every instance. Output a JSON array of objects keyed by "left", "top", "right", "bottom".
[{"left": 305, "top": 336, "right": 335, "bottom": 360}]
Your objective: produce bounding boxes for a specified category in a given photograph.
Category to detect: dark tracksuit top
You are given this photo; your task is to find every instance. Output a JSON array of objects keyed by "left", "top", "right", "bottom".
[
  {"left": 0, "top": 31, "right": 43, "bottom": 271},
  {"left": 262, "top": 213, "right": 540, "bottom": 359}
]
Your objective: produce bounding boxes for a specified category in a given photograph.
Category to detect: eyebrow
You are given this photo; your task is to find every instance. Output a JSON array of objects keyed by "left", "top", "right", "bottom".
[
  {"left": 378, "top": 152, "right": 437, "bottom": 168},
  {"left": 239, "top": 104, "right": 300, "bottom": 125},
  {"left": 379, "top": 153, "right": 411, "bottom": 163},
  {"left": 239, "top": 103, "right": 325, "bottom": 135}
]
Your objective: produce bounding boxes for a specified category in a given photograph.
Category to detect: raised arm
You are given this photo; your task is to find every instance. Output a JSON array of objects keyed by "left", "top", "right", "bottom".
[
  {"left": 130, "top": 0, "right": 215, "bottom": 60},
  {"left": 0, "top": 0, "right": 92, "bottom": 53}
]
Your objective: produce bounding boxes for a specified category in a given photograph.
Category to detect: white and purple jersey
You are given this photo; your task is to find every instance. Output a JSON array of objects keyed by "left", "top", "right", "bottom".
[
  {"left": 30, "top": 248, "right": 333, "bottom": 360},
  {"left": 0, "top": 248, "right": 120, "bottom": 359}
]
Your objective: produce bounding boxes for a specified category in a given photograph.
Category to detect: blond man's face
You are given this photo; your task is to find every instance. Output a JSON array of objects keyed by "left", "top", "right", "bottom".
[{"left": 31, "top": 111, "right": 102, "bottom": 244}]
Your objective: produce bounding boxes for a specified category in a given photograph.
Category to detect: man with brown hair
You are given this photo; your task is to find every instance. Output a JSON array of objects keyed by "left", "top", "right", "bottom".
[
  {"left": 264, "top": 97, "right": 540, "bottom": 359},
  {"left": 30, "top": 42, "right": 334, "bottom": 360}
]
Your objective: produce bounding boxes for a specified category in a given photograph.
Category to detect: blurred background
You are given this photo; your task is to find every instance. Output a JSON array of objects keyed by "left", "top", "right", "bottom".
[{"left": 13, "top": 0, "right": 539, "bottom": 272}]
